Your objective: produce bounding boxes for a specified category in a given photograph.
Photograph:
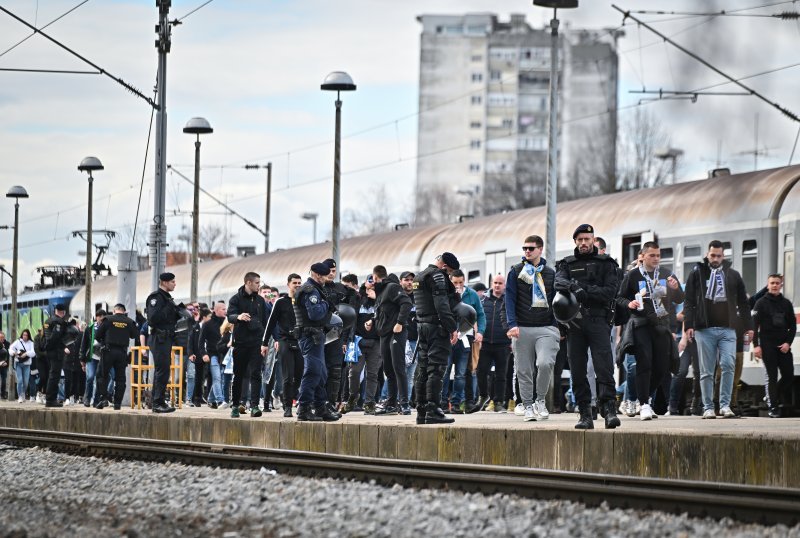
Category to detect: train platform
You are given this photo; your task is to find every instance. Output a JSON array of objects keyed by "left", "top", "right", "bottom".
[{"left": 1, "top": 401, "right": 798, "bottom": 488}]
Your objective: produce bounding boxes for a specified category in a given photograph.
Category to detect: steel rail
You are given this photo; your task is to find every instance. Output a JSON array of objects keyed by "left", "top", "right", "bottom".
[{"left": 1, "top": 427, "right": 797, "bottom": 526}]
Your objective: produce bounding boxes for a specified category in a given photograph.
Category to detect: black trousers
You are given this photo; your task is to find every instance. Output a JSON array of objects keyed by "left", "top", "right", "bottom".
[
  {"left": 477, "top": 343, "right": 509, "bottom": 401},
  {"left": 567, "top": 316, "right": 615, "bottom": 407},
  {"left": 553, "top": 337, "right": 568, "bottom": 410},
  {"left": 761, "top": 338, "right": 794, "bottom": 409},
  {"left": 37, "top": 354, "right": 49, "bottom": 394},
  {"left": 381, "top": 328, "right": 409, "bottom": 406},
  {"left": 150, "top": 335, "right": 173, "bottom": 406},
  {"left": 232, "top": 344, "right": 263, "bottom": 407},
  {"left": 414, "top": 323, "right": 450, "bottom": 406},
  {"left": 45, "top": 354, "right": 64, "bottom": 403},
  {"left": 193, "top": 359, "right": 206, "bottom": 404},
  {"left": 325, "top": 339, "right": 344, "bottom": 404},
  {"left": 632, "top": 324, "right": 672, "bottom": 406},
  {"left": 97, "top": 347, "right": 128, "bottom": 406},
  {"left": 279, "top": 341, "right": 304, "bottom": 406},
  {"left": 64, "top": 368, "right": 82, "bottom": 400}
]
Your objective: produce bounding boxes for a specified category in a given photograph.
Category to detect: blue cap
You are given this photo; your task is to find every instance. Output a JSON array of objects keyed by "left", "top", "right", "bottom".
[{"left": 441, "top": 252, "right": 460, "bottom": 270}]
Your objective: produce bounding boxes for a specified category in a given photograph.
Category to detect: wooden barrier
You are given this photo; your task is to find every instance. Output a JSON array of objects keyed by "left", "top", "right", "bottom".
[{"left": 129, "top": 346, "right": 183, "bottom": 409}]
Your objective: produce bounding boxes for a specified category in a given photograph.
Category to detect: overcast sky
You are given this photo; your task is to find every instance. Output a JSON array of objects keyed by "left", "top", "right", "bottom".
[{"left": 1, "top": 0, "right": 799, "bottom": 291}]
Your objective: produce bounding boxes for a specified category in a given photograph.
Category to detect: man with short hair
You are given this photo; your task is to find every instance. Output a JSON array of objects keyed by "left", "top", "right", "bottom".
[
  {"left": 505, "top": 235, "right": 560, "bottom": 421},
  {"left": 93, "top": 304, "right": 139, "bottom": 410},
  {"left": 469, "top": 275, "right": 510, "bottom": 413},
  {"left": 618, "top": 241, "right": 684, "bottom": 420},
  {"left": 400, "top": 271, "right": 418, "bottom": 401},
  {"left": 146, "top": 272, "right": 180, "bottom": 413},
  {"left": 752, "top": 273, "right": 796, "bottom": 418},
  {"left": 43, "top": 304, "right": 71, "bottom": 407},
  {"left": 684, "top": 240, "right": 753, "bottom": 419},
  {"left": 321, "top": 258, "right": 357, "bottom": 415},
  {"left": 228, "top": 271, "right": 269, "bottom": 418},
  {"left": 199, "top": 301, "right": 227, "bottom": 409},
  {"left": 78, "top": 309, "right": 107, "bottom": 407}
]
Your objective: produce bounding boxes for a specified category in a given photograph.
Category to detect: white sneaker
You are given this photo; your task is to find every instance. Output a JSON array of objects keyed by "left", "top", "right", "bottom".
[
  {"left": 17, "top": 397, "right": 24, "bottom": 404},
  {"left": 619, "top": 400, "right": 629, "bottom": 416},
  {"left": 625, "top": 401, "right": 637, "bottom": 417},
  {"left": 523, "top": 405, "right": 536, "bottom": 422},
  {"left": 702, "top": 409, "right": 716, "bottom": 419},
  {"left": 634, "top": 402, "right": 642, "bottom": 416},
  {"left": 533, "top": 400, "right": 549, "bottom": 420},
  {"left": 640, "top": 403, "right": 654, "bottom": 421},
  {"left": 514, "top": 402, "right": 525, "bottom": 416},
  {"left": 219, "top": 402, "right": 230, "bottom": 409},
  {"left": 272, "top": 395, "right": 282, "bottom": 410},
  {"left": 720, "top": 406, "right": 735, "bottom": 418},
  {"left": 64, "top": 398, "right": 71, "bottom": 406}
]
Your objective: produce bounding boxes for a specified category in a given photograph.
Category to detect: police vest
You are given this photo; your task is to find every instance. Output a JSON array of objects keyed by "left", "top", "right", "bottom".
[
  {"left": 413, "top": 265, "right": 458, "bottom": 320},
  {"left": 293, "top": 283, "right": 330, "bottom": 329}
]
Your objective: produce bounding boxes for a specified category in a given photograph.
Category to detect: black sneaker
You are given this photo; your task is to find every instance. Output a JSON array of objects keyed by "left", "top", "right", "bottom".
[
  {"left": 375, "top": 405, "right": 399, "bottom": 415},
  {"left": 363, "top": 402, "right": 376, "bottom": 415},
  {"left": 400, "top": 404, "right": 412, "bottom": 415},
  {"left": 93, "top": 399, "right": 109, "bottom": 409}
]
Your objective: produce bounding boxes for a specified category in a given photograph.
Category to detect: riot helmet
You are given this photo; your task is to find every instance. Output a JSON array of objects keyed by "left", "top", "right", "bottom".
[
  {"left": 552, "top": 291, "right": 580, "bottom": 324},
  {"left": 325, "top": 313, "right": 344, "bottom": 344},
  {"left": 453, "top": 302, "right": 477, "bottom": 334}
]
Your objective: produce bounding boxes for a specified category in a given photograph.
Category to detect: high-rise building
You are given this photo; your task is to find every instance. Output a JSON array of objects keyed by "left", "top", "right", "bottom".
[{"left": 415, "top": 13, "right": 619, "bottom": 224}]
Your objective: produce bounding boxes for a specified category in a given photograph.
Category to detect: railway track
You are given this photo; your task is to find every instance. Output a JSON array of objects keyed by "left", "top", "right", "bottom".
[{"left": 1, "top": 427, "right": 797, "bottom": 526}]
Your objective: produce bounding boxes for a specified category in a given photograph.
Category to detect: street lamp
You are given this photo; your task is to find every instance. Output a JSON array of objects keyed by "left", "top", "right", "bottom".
[
  {"left": 78, "top": 156, "right": 103, "bottom": 321},
  {"left": 183, "top": 117, "right": 213, "bottom": 303},
  {"left": 301, "top": 212, "right": 319, "bottom": 244},
  {"left": 321, "top": 71, "right": 356, "bottom": 281},
  {"left": 5, "top": 185, "right": 28, "bottom": 341},
  {"left": 533, "top": 0, "right": 578, "bottom": 261},
  {"left": 655, "top": 147, "right": 684, "bottom": 184}
]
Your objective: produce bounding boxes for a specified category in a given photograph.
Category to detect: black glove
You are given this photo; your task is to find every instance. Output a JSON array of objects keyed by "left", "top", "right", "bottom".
[
  {"left": 554, "top": 280, "right": 570, "bottom": 292},
  {"left": 570, "top": 281, "right": 587, "bottom": 302}
]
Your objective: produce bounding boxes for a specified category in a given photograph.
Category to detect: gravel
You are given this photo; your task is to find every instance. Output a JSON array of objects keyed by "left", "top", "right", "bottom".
[{"left": 0, "top": 446, "right": 797, "bottom": 538}]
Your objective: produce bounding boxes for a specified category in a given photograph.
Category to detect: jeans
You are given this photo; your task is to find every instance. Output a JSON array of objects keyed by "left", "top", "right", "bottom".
[
  {"left": 623, "top": 354, "right": 637, "bottom": 402},
  {"left": 695, "top": 327, "right": 736, "bottom": 411},
  {"left": 84, "top": 359, "right": 99, "bottom": 404},
  {"left": 441, "top": 339, "right": 469, "bottom": 405},
  {"left": 207, "top": 356, "right": 224, "bottom": 404},
  {"left": 186, "top": 358, "right": 196, "bottom": 403},
  {"left": 223, "top": 373, "right": 233, "bottom": 403},
  {"left": 15, "top": 362, "right": 31, "bottom": 400}
]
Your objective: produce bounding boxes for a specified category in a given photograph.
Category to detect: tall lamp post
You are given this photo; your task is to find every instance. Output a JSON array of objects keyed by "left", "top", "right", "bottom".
[
  {"left": 78, "top": 157, "right": 103, "bottom": 321},
  {"left": 301, "top": 212, "right": 319, "bottom": 244},
  {"left": 5, "top": 185, "right": 28, "bottom": 341},
  {"left": 321, "top": 71, "right": 356, "bottom": 280},
  {"left": 533, "top": 0, "right": 578, "bottom": 261},
  {"left": 655, "top": 147, "right": 684, "bottom": 184},
  {"left": 183, "top": 117, "right": 213, "bottom": 303}
]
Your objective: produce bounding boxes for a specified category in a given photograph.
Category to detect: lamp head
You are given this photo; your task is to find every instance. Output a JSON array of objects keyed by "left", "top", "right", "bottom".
[
  {"left": 183, "top": 117, "right": 213, "bottom": 135},
  {"left": 78, "top": 156, "right": 104, "bottom": 173},
  {"left": 5, "top": 185, "right": 29, "bottom": 200},
  {"left": 321, "top": 71, "right": 356, "bottom": 92}
]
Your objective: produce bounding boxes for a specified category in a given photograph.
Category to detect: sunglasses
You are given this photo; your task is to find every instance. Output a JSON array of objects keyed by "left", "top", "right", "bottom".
[{"left": 522, "top": 246, "right": 540, "bottom": 251}]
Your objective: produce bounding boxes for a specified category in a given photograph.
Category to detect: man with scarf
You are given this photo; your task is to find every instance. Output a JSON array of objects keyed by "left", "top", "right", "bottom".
[
  {"left": 618, "top": 241, "right": 684, "bottom": 420},
  {"left": 555, "top": 224, "right": 621, "bottom": 429},
  {"left": 504, "top": 235, "right": 560, "bottom": 421},
  {"left": 684, "top": 240, "right": 752, "bottom": 419}
]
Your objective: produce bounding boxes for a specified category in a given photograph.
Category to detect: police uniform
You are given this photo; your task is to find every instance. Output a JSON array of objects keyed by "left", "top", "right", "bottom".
[
  {"left": 146, "top": 274, "right": 180, "bottom": 412},
  {"left": 554, "top": 224, "right": 621, "bottom": 429},
  {"left": 413, "top": 255, "right": 460, "bottom": 424},
  {"left": 43, "top": 308, "right": 70, "bottom": 406},
  {"left": 294, "top": 263, "right": 337, "bottom": 421},
  {"left": 94, "top": 309, "right": 139, "bottom": 409},
  {"left": 321, "top": 259, "right": 357, "bottom": 409}
]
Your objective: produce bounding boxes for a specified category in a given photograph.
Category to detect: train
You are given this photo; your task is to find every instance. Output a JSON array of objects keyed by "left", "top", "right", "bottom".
[{"left": 4, "top": 164, "right": 800, "bottom": 409}]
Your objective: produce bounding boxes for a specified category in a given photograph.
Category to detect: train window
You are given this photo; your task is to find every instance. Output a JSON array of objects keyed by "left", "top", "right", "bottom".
[
  {"left": 741, "top": 240, "right": 757, "bottom": 294},
  {"left": 785, "top": 233, "right": 794, "bottom": 249},
  {"left": 467, "top": 270, "right": 481, "bottom": 283},
  {"left": 722, "top": 241, "right": 732, "bottom": 257},
  {"left": 684, "top": 246, "right": 701, "bottom": 258},
  {"left": 660, "top": 247, "right": 674, "bottom": 273},
  {"left": 784, "top": 250, "right": 794, "bottom": 300}
]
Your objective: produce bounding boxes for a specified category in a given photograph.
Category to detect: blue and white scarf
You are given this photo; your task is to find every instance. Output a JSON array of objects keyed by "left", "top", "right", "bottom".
[
  {"left": 522, "top": 261, "right": 548, "bottom": 308},
  {"left": 639, "top": 266, "right": 668, "bottom": 318},
  {"left": 705, "top": 267, "right": 727, "bottom": 303}
]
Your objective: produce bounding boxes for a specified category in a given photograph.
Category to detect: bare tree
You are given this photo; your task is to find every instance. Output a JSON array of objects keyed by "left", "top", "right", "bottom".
[
  {"left": 414, "top": 184, "right": 464, "bottom": 225},
  {"left": 111, "top": 224, "right": 149, "bottom": 257},
  {"left": 562, "top": 122, "right": 618, "bottom": 200},
  {"left": 617, "top": 108, "right": 673, "bottom": 190},
  {"left": 200, "top": 222, "right": 235, "bottom": 256},
  {"left": 342, "top": 184, "right": 402, "bottom": 237}
]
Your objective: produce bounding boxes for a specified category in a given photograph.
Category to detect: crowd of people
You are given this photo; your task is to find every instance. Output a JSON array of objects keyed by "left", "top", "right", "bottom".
[{"left": 2, "top": 223, "right": 795, "bottom": 425}]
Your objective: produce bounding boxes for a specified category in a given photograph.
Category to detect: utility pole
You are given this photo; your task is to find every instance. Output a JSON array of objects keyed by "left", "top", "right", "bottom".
[
  {"left": 151, "top": 0, "right": 171, "bottom": 292},
  {"left": 244, "top": 163, "right": 273, "bottom": 254}
]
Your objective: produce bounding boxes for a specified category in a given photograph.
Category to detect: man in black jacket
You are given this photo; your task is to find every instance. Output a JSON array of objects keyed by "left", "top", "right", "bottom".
[
  {"left": 43, "top": 304, "right": 70, "bottom": 407},
  {"left": 228, "top": 271, "right": 269, "bottom": 418},
  {"left": 752, "top": 273, "right": 795, "bottom": 417},
  {"left": 263, "top": 273, "right": 304, "bottom": 417},
  {"left": 618, "top": 241, "right": 684, "bottom": 421},
  {"left": 199, "top": 301, "right": 226, "bottom": 408},
  {"left": 372, "top": 266, "right": 413, "bottom": 415},
  {"left": 684, "top": 240, "right": 753, "bottom": 419}
]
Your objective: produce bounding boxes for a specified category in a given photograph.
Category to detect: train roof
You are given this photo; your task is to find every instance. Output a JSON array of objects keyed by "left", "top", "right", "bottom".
[{"left": 70, "top": 165, "right": 800, "bottom": 318}]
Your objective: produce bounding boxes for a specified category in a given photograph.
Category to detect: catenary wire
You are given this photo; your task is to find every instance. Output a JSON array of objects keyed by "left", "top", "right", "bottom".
[{"left": 0, "top": 0, "right": 89, "bottom": 59}]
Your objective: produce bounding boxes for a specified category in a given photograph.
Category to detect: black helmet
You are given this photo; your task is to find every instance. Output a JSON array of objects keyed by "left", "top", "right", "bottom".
[
  {"left": 336, "top": 303, "right": 356, "bottom": 330},
  {"left": 552, "top": 291, "right": 580, "bottom": 324},
  {"left": 325, "top": 313, "right": 344, "bottom": 344},
  {"left": 453, "top": 302, "right": 477, "bottom": 334}
]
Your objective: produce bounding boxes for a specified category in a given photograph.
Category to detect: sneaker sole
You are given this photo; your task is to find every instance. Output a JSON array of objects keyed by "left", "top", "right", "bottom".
[{"left": 523, "top": 416, "right": 537, "bottom": 422}]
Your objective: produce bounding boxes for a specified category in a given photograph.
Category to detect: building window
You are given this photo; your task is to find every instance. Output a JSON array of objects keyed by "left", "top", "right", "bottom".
[
  {"left": 471, "top": 95, "right": 482, "bottom": 105},
  {"left": 471, "top": 54, "right": 483, "bottom": 62},
  {"left": 502, "top": 118, "right": 514, "bottom": 129},
  {"left": 470, "top": 121, "right": 482, "bottom": 129},
  {"left": 470, "top": 140, "right": 481, "bottom": 149},
  {"left": 490, "top": 70, "right": 502, "bottom": 81},
  {"left": 471, "top": 73, "right": 483, "bottom": 83},
  {"left": 469, "top": 163, "right": 481, "bottom": 173}
]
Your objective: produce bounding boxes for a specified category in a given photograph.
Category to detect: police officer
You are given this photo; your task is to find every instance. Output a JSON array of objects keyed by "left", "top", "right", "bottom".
[
  {"left": 93, "top": 303, "right": 139, "bottom": 410},
  {"left": 321, "top": 258, "right": 357, "bottom": 416},
  {"left": 413, "top": 252, "right": 460, "bottom": 425},
  {"left": 555, "top": 224, "right": 621, "bottom": 429},
  {"left": 43, "top": 304, "right": 70, "bottom": 407},
  {"left": 294, "top": 262, "right": 339, "bottom": 422},
  {"left": 146, "top": 272, "right": 180, "bottom": 413}
]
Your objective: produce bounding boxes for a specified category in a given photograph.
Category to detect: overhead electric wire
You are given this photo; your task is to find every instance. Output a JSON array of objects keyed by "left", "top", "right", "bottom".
[
  {"left": 176, "top": 0, "right": 216, "bottom": 23},
  {"left": 0, "top": 0, "right": 89, "bottom": 59},
  {"left": 0, "top": 5, "right": 156, "bottom": 109},
  {"left": 0, "top": 67, "right": 97, "bottom": 74}
]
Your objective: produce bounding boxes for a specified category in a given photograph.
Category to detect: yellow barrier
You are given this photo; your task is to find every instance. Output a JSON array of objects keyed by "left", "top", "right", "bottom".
[{"left": 129, "top": 346, "right": 184, "bottom": 410}]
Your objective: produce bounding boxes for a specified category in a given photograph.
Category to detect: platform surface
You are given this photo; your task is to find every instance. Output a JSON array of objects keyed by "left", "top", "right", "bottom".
[{"left": 2, "top": 401, "right": 798, "bottom": 488}]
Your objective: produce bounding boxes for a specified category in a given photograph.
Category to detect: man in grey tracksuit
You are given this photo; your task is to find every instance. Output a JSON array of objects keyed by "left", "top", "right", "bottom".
[{"left": 505, "top": 235, "right": 560, "bottom": 421}]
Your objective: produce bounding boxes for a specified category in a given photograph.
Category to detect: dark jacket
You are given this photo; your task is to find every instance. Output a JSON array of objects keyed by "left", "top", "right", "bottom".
[
  {"left": 684, "top": 259, "right": 752, "bottom": 331},
  {"left": 555, "top": 247, "right": 619, "bottom": 311},
  {"left": 482, "top": 293, "right": 510, "bottom": 345},
  {"left": 216, "top": 331, "right": 232, "bottom": 357},
  {"left": 506, "top": 258, "right": 556, "bottom": 328},
  {"left": 374, "top": 274, "right": 413, "bottom": 336},
  {"left": 618, "top": 265, "right": 684, "bottom": 326},
  {"left": 187, "top": 321, "right": 202, "bottom": 357},
  {"left": 198, "top": 314, "right": 224, "bottom": 357},
  {"left": 355, "top": 286, "right": 379, "bottom": 340},
  {"left": 753, "top": 293, "right": 796, "bottom": 346},
  {"left": 227, "top": 286, "right": 269, "bottom": 347},
  {"left": 263, "top": 296, "right": 294, "bottom": 345}
]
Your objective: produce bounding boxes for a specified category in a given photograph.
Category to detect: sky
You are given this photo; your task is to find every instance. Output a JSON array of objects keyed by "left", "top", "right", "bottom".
[{"left": 1, "top": 0, "right": 800, "bottom": 292}]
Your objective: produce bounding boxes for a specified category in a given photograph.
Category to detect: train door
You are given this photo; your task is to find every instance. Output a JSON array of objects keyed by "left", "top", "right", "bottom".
[
  {"left": 485, "top": 250, "right": 506, "bottom": 285},
  {"left": 621, "top": 231, "right": 654, "bottom": 269}
]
